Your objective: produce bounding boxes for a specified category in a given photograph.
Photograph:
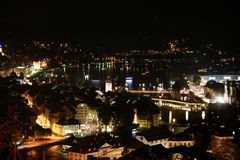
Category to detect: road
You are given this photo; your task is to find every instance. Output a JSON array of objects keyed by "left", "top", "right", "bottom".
[{"left": 18, "top": 136, "right": 66, "bottom": 150}]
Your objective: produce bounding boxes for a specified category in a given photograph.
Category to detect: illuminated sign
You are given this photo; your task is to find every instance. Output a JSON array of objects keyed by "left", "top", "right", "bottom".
[
  {"left": 105, "top": 82, "right": 112, "bottom": 92},
  {"left": 125, "top": 77, "right": 133, "bottom": 90},
  {"left": 209, "top": 77, "right": 216, "bottom": 80}
]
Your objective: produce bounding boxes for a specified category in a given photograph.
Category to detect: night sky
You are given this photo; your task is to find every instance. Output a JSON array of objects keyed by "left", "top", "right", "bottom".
[{"left": 0, "top": 0, "right": 239, "bottom": 50}]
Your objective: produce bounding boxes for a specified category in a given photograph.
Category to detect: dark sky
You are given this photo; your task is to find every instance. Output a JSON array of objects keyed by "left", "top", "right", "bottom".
[{"left": 0, "top": 0, "right": 239, "bottom": 50}]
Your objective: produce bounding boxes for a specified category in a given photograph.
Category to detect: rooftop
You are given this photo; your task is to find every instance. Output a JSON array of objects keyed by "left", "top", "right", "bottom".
[{"left": 67, "top": 133, "right": 145, "bottom": 154}]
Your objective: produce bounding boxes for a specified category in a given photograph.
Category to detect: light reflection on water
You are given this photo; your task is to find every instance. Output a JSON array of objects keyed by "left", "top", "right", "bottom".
[
  {"left": 25, "top": 145, "right": 67, "bottom": 160},
  {"left": 68, "top": 60, "right": 169, "bottom": 89}
]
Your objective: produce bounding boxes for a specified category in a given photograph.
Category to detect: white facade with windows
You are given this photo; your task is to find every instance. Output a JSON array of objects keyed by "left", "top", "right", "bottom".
[
  {"left": 53, "top": 123, "right": 80, "bottom": 136},
  {"left": 135, "top": 135, "right": 194, "bottom": 148},
  {"left": 75, "top": 103, "right": 98, "bottom": 124},
  {"left": 74, "top": 103, "right": 99, "bottom": 135},
  {"left": 67, "top": 143, "right": 124, "bottom": 160},
  {"left": 200, "top": 75, "right": 240, "bottom": 84}
]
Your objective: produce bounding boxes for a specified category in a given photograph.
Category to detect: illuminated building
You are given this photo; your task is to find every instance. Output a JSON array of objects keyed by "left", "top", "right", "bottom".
[
  {"left": 169, "top": 42, "right": 176, "bottom": 52},
  {"left": 133, "top": 110, "right": 160, "bottom": 128},
  {"left": 67, "top": 134, "right": 142, "bottom": 160},
  {"left": 0, "top": 44, "right": 2, "bottom": 54},
  {"left": 24, "top": 60, "right": 48, "bottom": 78},
  {"left": 125, "top": 77, "right": 133, "bottom": 90},
  {"left": 52, "top": 118, "right": 80, "bottom": 136},
  {"left": 75, "top": 102, "right": 99, "bottom": 134},
  {"left": 135, "top": 127, "right": 195, "bottom": 148},
  {"left": 105, "top": 76, "right": 113, "bottom": 92},
  {"left": 68, "top": 143, "right": 124, "bottom": 160},
  {"left": 36, "top": 113, "right": 51, "bottom": 129},
  {"left": 0, "top": 66, "right": 26, "bottom": 78},
  {"left": 136, "top": 114, "right": 151, "bottom": 128},
  {"left": 21, "top": 90, "right": 34, "bottom": 108},
  {"left": 224, "top": 81, "right": 240, "bottom": 105},
  {"left": 75, "top": 103, "right": 98, "bottom": 124},
  {"left": 203, "top": 80, "right": 226, "bottom": 103},
  {"left": 198, "top": 75, "right": 240, "bottom": 84},
  {"left": 100, "top": 118, "right": 114, "bottom": 133}
]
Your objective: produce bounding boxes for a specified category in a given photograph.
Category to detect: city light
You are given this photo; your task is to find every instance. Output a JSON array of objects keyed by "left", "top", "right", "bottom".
[
  {"left": 185, "top": 111, "right": 189, "bottom": 121},
  {"left": 36, "top": 114, "right": 51, "bottom": 129},
  {"left": 0, "top": 3, "right": 239, "bottom": 159},
  {"left": 216, "top": 96, "right": 225, "bottom": 103},
  {"left": 17, "top": 66, "right": 25, "bottom": 69},
  {"left": 201, "top": 111, "right": 206, "bottom": 120},
  {"left": 0, "top": 47, "right": 2, "bottom": 53}
]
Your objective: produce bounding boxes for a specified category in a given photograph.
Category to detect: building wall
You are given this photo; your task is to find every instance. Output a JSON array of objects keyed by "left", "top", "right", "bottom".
[
  {"left": 224, "top": 81, "right": 240, "bottom": 104},
  {"left": 53, "top": 124, "right": 80, "bottom": 136},
  {"left": 68, "top": 152, "right": 93, "bottom": 160},
  {"left": 134, "top": 107, "right": 160, "bottom": 128},
  {"left": 135, "top": 135, "right": 194, "bottom": 148},
  {"left": 148, "top": 138, "right": 169, "bottom": 146},
  {"left": 152, "top": 114, "right": 160, "bottom": 127},
  {"left": 163, "top": 140, "right": 194, "bottom": 148},
  {"left": 137, "top": 119, "right": 150, "bottom": 128},
  {"left": 75, "top": 103, "right": 88, "bottom": 124},
  {"left": 21, "top": 92, "right": 34, "bottom": 108},
  {"left": 75, "top": 103, "right": 99, "bottom": 135},
  {"left": 75, "top": 103, "right": 98, "bottom": 124},
  {"left": 67, "top": 147, "right": 124, "bottom": 160},
  {"left": 100, "top": 117, "right": 115, "bottom": 133},
  {"left": 200, "top": 75, "right": 240, "bottom": 84},
  {"left": 135, "top": 135, "right": 150, "bottom": 145}
]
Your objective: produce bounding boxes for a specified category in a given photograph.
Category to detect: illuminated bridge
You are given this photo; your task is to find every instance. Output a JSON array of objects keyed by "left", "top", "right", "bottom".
[
  {"left": 151, "top": 98, "right": 207, "bottom": 112},
  {"left": 128, "top": 90, "right": 207, "bottom": 111},
  {"left": 128, "top": 90, "right": 173, "bottom": 94},
  {"left": 151, "top": 98, "right": 207, "bottom": 124}
]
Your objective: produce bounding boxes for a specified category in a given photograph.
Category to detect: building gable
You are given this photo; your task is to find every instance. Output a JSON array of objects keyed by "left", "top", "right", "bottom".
[{"left": 99, "top": 143, "right": 112, "bottom": 149}]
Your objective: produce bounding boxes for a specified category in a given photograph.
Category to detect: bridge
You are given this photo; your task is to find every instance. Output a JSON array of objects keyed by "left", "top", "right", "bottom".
[
  {"left": 151, "top": 98, "right": 207, "bottom": 124},
  {"left": 152, "top": 98, "right": 207, "bottom": 111},
  {"left": 18, "top": 136, "right": 66, "bottom": 151},
  {"left": 128, "top": 90, "right": 173, "bottom": 94}
]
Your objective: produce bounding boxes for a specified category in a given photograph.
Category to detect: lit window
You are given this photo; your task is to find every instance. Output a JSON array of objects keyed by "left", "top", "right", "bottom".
[{"left": 223, "top": 76, "right": 231, "bottom": 80}]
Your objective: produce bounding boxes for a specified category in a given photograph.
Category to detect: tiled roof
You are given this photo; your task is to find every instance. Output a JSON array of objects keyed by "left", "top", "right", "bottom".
[{"left": 67, "top": 134, "right": 145, "bottom": 154}]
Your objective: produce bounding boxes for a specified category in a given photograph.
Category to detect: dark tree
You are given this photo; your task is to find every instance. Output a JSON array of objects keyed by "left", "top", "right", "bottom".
[
  {"left": 172, "top": 79, "right": 189, "bottom": 90},
  {"left": 98, "top": 98, "right": 112, "bottom": 132},
  {"left": 193, "top": 75, "right": 201, "bottom": 85},
  {"left": 112, "top": 91, "right": 135, "bottom": 137}
]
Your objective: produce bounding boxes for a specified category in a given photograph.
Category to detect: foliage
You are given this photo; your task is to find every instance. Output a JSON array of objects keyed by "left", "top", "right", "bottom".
[
  {"left": 193, "top": 75, "right": 201, "bottom": 85},
  {"left": 172, "top": 78, "right": 189, "bottom": 90},
  {"left": 111, "top": 91, "right": 135, "bottom": 137},
  {"left": 0, "top": 78, "right": 37, "bottom": 151},
  {"left": 98, "top": 98, "right": 112, "bottom": 130}
]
